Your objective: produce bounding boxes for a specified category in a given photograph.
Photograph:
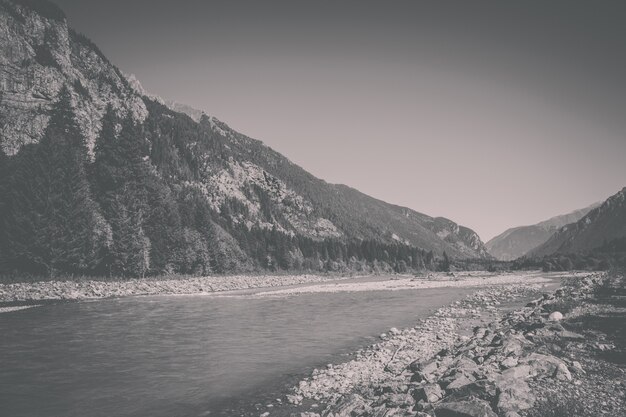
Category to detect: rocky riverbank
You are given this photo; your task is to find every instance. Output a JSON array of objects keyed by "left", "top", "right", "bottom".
[
  {"left": 276, "top": 271, "right": 625, "bottom": 417},
  {"left": 0, "top": 271, "right": 558, "bottom": 304},
  {"left": 0, "top": 274, "right": 351, "bottom": 303}
]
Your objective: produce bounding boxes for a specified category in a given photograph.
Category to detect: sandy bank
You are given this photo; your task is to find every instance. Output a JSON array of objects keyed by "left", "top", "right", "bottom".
[{"left": 252, "top": 272, "right": 562, "bottom": 297}]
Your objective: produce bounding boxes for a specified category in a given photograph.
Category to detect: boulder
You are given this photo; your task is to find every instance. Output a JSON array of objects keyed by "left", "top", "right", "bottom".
[
  {"left": 495, "top": 365, "right": 532, "bottom": 386},
  {"left": 496, "top": 383, "right": 534, "bottom": 413},
  {"left": 570, "top": 361, "right": 585, "bottom": 374},
  {"left": 560, "top": 330, "right": 585, "bottom": 340},
  {"left": 450, "top": 357, "right": 480, "bottom": 374},
  {"left": 413, "top": 383, "right": 444, "bottom": 403},
  {"left": 410, "top": 359, "right": 438, "bottom": 375},
  {"left": 521, "top": 353, "right": 567, "bottom": 378},
  {"left": 554, "top": 363, "right": 572, "bottom": 381},
  {"left": 445, "top": 379, "right": 497, "bottom": 402},
  {"left": 410, "top": 359, "right": 439, "bottom": 383},
  {"left": 434, "top": 398, "right": 498, "bottom": 417},
  {"left": 329, "top": 394, "right": 370, "bottom": 417},
  {"left": 381, "top": 393, "right": 415, "bottom": 408},
  {"left": 376, "top": 381, "right": 409, "bottom": 395},
  {"left": 499, "top": 335, "right": 527, "bottom": 357},
  {"left": 500, "top": 357, "right": 518, "bottom": 369},
  {"left": 548, "top": 311, "right": 563, "bottom": 321},
  {"left": 444, "top": 373, "right": 476, "bottom": 390}
]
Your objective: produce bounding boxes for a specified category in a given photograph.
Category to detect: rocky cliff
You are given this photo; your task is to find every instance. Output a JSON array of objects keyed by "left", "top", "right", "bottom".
[{"left": 0, "top": 0, "right": 147, "bottom": 156}]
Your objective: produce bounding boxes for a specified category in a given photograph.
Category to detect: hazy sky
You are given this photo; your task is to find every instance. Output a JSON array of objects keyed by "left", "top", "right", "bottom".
[{"left": 55, "top": 0, "right": 626, "bottom": 241}]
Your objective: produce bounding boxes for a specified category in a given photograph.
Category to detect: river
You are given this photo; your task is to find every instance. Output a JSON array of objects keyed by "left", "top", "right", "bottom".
[{"left": 0, "top": 282, "right": 479, "bottom": 417}]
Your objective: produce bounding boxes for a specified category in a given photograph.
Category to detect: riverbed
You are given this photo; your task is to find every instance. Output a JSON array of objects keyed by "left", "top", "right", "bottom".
[{"left": 0, "top": 273, "right": 557, "bottom": 417}]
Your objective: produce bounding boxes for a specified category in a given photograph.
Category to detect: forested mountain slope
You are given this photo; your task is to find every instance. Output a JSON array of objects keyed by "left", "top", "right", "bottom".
[
  {"left": 486, "top": 203, "right": 599, "bottom": 260},
  {"left": 0, "top": 0, "right": 489, "bottom": 277},
  {"left": 530, "top": 187, "right": 626, "bottom": 257}
]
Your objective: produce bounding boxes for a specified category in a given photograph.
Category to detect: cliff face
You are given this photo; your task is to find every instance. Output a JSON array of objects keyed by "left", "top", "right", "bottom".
[{"left": 0, "top": 0, "right": 147, "bottom": 156}]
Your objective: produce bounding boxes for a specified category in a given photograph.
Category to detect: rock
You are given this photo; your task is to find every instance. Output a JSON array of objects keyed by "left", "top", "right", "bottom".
[
  {"left": 329, "top": 394, "right": 370, "bottom": 417},
  {"left": 473, "top": 327, "right": 487, "bottom": 338},
  {"left": 496, "top": 383, "right": 534, "bottom": 413},
  {"left": 548, "top": 311, "right": 563, "bottom": 321},
  {"left": 377, "top": 381, "right": 409, "bottom": 395},
  {"left": 500, "top": 334, "right": 529, "bottom": 356},
  {"left": 300, "top": 413, "right": 321, "bottom": 417},
  {"left": 554, "top": 363, "right": 572, "bottom": 381},
  {"left": 560, "top": 330, "right": 585, "bottom": 340},
  {"left": 445, "top": 379, "right": 497, "bottom": 402},
  {"left": 570, "top": 361, "right": 585, "bottom": 374},
  {"left": 450, "top": 357, "right": 479, "bottom": 374},
  {"left": 500, "top": 357, "right": 518, "bottom": 369},
  {"left": 413, "top": 383, "right": 444, "bottom": 403},
  {"left": 382, "top": 393, "right": 415, "bottom": 408},
  {"left": 521, "top": 353, "right": 567, "bottom": 378},
  {"left": 287, "top": 394, "right": 303, "bottom": 405},
  {"left": 410, "top": 359, "right": 438, "bottom": 375},
  {"left": 410, "top": 359, "right": 439, "bottom": 383},
  {"left": 368, "top": 406, "right": 389, "bottom": 417},
  {"left": 494, "top": 365, "right": 532, "bottom": 391},
  {"left": 434, "top": 398, "right": 498, "bottom": 417},
  {"left": 444, "top": 373, "right": 476, "bottom": 390}
]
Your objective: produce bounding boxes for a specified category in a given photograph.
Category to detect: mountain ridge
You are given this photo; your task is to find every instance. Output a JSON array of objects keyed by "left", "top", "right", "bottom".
[
  {"left": 485, "top": 202, "right": 600, "bottom": 260},
  {"left": 530, "top": 187, "right": 626, "bottom": 257},
  {"left": 0, "top": 0, "right": 489, "bottom": 278}
]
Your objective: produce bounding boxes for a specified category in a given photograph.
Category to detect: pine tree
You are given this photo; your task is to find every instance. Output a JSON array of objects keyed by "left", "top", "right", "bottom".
[
  {"left": 441, "top": 251, "right": 451, "bottom": 272},
  {"left": 92, "top": 110, "right": 153, "bottom": 277},
  {"left": 3, "top": 86, "right": 111, "bottom": 276}
]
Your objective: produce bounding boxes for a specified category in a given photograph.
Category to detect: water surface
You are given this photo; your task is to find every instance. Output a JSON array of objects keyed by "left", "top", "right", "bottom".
[{"left": 0, "top": 284, "right": 475, "bottom": 417}]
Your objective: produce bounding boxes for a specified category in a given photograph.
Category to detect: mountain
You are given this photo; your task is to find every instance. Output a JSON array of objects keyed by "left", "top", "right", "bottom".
[
  {"left": 529, "top": 187, "right": 626, "bottom": 257},
  {"left": 0, "top": 0, "right": 489, "bottom": 277},
  {"left": 486, "top": 203, "right": 600, "bottom": 260}
]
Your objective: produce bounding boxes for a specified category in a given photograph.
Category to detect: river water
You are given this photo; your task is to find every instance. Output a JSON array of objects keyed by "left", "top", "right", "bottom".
[{"left": 0, "top": 283, "right": 476, "bottom": 417}]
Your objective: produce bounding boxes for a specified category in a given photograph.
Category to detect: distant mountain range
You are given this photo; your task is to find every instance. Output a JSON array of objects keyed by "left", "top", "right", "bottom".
[
  {"left": 486, "top": 203, "right": 600, "bottom": 260},
  {"left": 530, "top": 187, "right": 626, "bottom": 257},
  {"left": 0, "top": 0, "right": 489, "bottom": 277}
]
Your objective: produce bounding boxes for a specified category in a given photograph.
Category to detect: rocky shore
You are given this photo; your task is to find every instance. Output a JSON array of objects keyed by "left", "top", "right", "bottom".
[
  {"left": 280, "top": 271, "right": 625, "bottom": 417},
  {"left": 0, "top": 271, "right": 557, "bottom": 304},
  {"left": 0, "top": 274, "right": 351, "bottom": 303}
]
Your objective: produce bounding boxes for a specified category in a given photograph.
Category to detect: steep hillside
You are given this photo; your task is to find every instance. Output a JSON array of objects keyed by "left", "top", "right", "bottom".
[
  {"left": 167, "top": 103, "right": 490, "bottom": 259},
  {"left": 0, "top": 0, "right": 489, "bottom": 277},
  {"left": 486, "top": 203, "right": 599, "bottom": 260},
  {"left": 0, "top": 0, "right": 147, "bottom": 155},
  {"left": 530, "top": 187, "right": 626, "bottom": 257}
]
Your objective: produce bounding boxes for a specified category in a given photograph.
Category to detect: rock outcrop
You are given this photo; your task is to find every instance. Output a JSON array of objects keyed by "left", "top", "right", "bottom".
[{"left": 0, "top": 0, "right": 147, "bottom": 155}]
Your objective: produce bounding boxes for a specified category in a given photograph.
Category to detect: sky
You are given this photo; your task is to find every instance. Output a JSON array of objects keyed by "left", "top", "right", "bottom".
[{"left": 54, "top": 0, "right": 626, "bottom": 241}]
